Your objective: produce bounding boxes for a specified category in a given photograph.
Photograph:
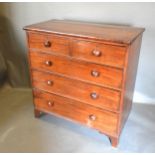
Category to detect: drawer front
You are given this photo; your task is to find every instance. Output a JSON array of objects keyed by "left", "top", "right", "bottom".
[
  {"left": 32, "top": 70, "right": 121, "bottom": 111},
  {"left": 33, "top": 89, "right": 118, "bottom": 135},
  {"left": 72, "top": 40, "right": 126, "bottom": 68},
  {"left": 28, "top": 32, "right": 70, "bottom": 56},
  {"left": 30, "top": 51, "right": 123, "bottom": 89}
]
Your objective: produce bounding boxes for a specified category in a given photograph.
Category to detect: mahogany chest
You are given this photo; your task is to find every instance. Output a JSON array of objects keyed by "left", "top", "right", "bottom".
[{"left": 24, "top": 20, "right": 144, "bottom": 147}]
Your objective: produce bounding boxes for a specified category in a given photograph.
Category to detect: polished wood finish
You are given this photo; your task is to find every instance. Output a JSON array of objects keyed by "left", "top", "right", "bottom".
[
  {"left": 24, "top": 20, "right": 144, "bottom": 44},
  {"left": 28, "top": 32, "right": 70, "bottom": 56},
  {"left": 34, "top": 89, "right": 118, "bottom": 135},
  {"left": 34, "top": 109, "right": 42, "bottom": 118},
  {"left": 119, "top": 34, "right": 143, "bottom": 133},
  {"left": 32, "top": 70, "right": 121, "bottom": 112},
  {"left": 72, "top": 40, "right": 126, "bottom": 68},
  {"left": 29, "top": 51, "right": 123, "bottom": 89},
  {"left": 24, "top": 20, "right": 144, "bottom": 147},
  {"left": 109, "top": 136, "right": 119, "bottom": 147}
]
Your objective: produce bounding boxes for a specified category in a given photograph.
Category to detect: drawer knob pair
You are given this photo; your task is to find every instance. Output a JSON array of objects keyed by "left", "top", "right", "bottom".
[
  {"left": 89, "top": 114, "right": 96, "bottom": 121},
  {"left": 47, "top": 80, "right": 53, "bottom": 86},
  {"left": 47, "top": 101, "right": 54, "bottom": 107},
  {"left": 44, "top": 41, "right": 51, "bottom": 47},
  {"left": 92, "top": 50, "right": 101, "bottom": 57},
  {"left": 45, "top": 61, "right": 52, "bottom": 66},
  {"left": 91, "top": 70, "right": 100, "bottom": 77},
  {"left": 90, "top": 92, "right": 99, "bottom": 99}
]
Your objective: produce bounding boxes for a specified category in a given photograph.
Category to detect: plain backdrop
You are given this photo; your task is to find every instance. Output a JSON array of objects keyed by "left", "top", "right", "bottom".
[{"left": 0, "top": 2, "right": 155, "bottom": 104}]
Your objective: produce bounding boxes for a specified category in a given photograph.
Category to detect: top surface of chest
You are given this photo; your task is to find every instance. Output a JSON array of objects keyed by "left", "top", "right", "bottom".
[{"left": 24, "top": 20, "right": 144, "bottom": 45}]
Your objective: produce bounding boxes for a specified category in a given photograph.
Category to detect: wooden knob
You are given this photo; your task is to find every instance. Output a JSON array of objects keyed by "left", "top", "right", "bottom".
[
  {"left": 44, "top": 41, "right": 51, "bottom": 47},
  {"left": 90, "top": 92, "right": 99, "bottom": 99},
  {"left": 45, "top": 61, "right": 52, "bottom": 66},
  {"left": 91, "top": 70, "right": 100, "bottom": 77},
  {"left": 89, "top": 114, "right": 96, "bottom": 121},
  {"left": 47, "top": 101, "right": 54, "bottom": 107},
  {"left": 92, "top": 50, "right": 101, "bottom": 57},
  {"left": 47, "top": 80, "right": 53, "bottom": 86}
]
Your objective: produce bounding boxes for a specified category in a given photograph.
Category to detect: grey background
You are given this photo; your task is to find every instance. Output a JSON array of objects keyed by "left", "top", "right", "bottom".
[{"left": 0, "top": 2, "right": 155, "bottom": 103}]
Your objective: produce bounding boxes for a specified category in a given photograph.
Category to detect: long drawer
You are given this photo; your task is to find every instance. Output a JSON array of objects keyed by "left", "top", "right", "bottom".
[
  {"left": 29, "top": 51, "right": 123, "bottom": 89},
  {"left": 32, "top": 70, "right": 121, "bottom": 112},
  {"left": 33, "top": 89, "right": 118, "bottom": 136}
]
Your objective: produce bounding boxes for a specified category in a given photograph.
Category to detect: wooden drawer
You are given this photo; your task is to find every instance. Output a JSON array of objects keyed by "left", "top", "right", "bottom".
[
  {"left": 32, "top": 70, "right": 121, "bottom": 111},
  {"left": 30, "top": 51, "right": 123, "bottom": 89},
  {"left": 33, "top": 89, "right": 118, "bottom": 135},
  {"left": 28, "top": 32, "right": 70, "bottom": 56},
  {"left": 72, "top": 40, "right": 126, "bottom": 68}
]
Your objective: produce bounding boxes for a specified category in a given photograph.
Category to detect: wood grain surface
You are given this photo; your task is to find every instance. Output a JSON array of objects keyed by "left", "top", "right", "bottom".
[
  {"left": 33, "top": 89, "right": 118, "bottom": 136},
  {"left": 29, "top": 51, "right": 123, "bottom": 89},
  {"left": 72, "top": 40, "right": 126, "bottom": 68},
  {"left": 28, "top": 32, "right": 70, "bottom": 56},
  {"left": 24, "top": 20, "right": 145, "bottom": 45},
  {"left": 32, "top": 70, "right": 121, "bottom": 112}
]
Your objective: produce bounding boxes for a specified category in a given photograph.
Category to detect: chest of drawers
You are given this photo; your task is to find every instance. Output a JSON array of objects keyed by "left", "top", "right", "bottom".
[{"left": 24, "top": 20, "right": 144, "bottom": 147}]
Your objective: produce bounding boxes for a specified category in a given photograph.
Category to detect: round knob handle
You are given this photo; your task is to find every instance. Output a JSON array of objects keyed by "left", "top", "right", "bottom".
[
  {"left": 47, "top": 101, "right": 54, "bottom": 107},
  {"left": 47, "top": 80, "right": 53, "bottom": 86},
  {"left": 90, "top": 92, "right": 99, "bottom": 99},
  {"left": 89, "top": 114, "right": 96, "bottom": 121},
  {"left": 44, "top": 41, "right": 51, "bottom": 47},
  {"left": 92, "top": 50, "right": 101, "bottom": 57},
  {"left": 91, "top": 70, "right": 100, "bottom": 77},
  {"left": 45, "top": 61, "right": 52, "bottom": 66}
]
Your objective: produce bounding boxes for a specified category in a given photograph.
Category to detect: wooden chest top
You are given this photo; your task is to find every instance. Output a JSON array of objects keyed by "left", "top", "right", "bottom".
[{"left": 24, "top": 20, "right": 145, "bottom": 45}]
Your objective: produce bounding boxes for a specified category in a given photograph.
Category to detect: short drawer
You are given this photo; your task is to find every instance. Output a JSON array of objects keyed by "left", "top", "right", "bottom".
[
  {"left": 32, "top": 70, "right": 121, "bottom": 111},
  {"left": 72, "top": 40, "right": 126, "bottom": 68},
  {"left": 33, "top": 89, "right": 118, "bottom": 135},
  {"left": 30, "top": 51, "right": 123, "bottom": 89},
  {"left": 28, "top": 32, "right": 70, "bottom": 56}
]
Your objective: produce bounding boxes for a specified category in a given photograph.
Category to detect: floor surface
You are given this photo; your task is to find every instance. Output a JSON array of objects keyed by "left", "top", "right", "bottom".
[{"left": 0, "top": 88, "right": 155, "bottom": 153}]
